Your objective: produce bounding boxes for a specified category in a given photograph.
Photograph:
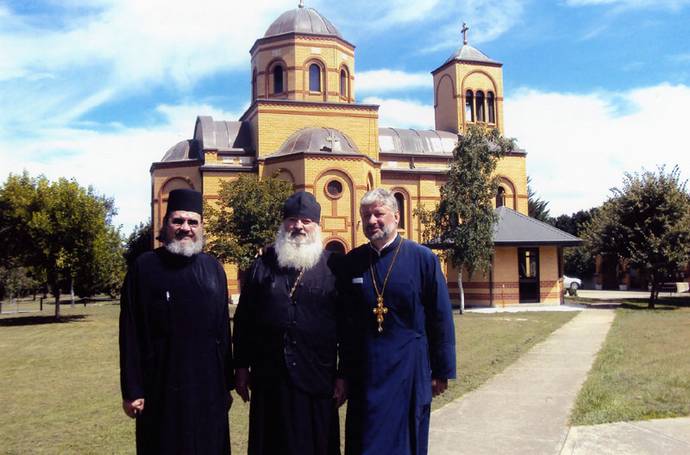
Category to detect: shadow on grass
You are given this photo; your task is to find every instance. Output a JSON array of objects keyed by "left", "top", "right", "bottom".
[
  {"left": 571, "top": 296, "right": 690, "bottom": 310},
  {"left": 0, "top": 315, "right": 87, "bottom": 327}
]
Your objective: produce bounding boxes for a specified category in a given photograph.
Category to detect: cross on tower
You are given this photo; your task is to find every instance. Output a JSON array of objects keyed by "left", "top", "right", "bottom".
[
  {"left": 299, "top": 0, "right": 304, "bottom": 8},
  {"left": 461, "top": 22, "right": 469, "bottom": 45}
]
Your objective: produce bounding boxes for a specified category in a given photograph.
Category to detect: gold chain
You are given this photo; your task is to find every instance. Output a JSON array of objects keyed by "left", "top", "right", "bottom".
[
  {"left": 369, "top": 239, "right": 404, "bottom": 332},
  {"left": 289, "top": 269, "right": 305, "bottom": 299}
]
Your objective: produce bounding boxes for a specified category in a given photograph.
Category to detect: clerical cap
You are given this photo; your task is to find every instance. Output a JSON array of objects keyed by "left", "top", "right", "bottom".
[
  {"left": 166, "top": 189, "right": 203, "bottom": 216},
  {"left": 282, "top": 191, "right": 320, "bottom": 222}
]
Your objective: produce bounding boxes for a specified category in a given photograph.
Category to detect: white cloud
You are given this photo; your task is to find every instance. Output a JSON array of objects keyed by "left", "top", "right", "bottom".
[
  {"left": 0, "top": 102, "right": 243, "bottom": 234},
  {"left": 0, "top": 0, "right": 292, "bottom": 131},
  {"left": 504, "top": 83, "right": 690, "bottom": 216},
  {"left": 362, "top": 97, "right": 434, "bottom": 129},
  {"left": 357, "top": 70, "right": 432, "bottom": 94}
]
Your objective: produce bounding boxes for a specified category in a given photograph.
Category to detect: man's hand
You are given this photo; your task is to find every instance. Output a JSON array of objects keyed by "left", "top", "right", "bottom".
[
  {"left": 333, "top": 378, "right": 347, "bottom": 408},
  {"left": 235, "top": 368, "right": 251, "bottom": 402},
  {"left": 431, "top": 379, "right": 448, "bottom": 398},
  {"left": 122, "top": 398, "right": 145, "bottom": 418}
]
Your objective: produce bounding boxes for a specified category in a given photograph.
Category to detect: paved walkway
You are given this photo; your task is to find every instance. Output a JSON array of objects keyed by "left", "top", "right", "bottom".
[{"left": 429, "top": 308, "right": 616, "bottom": 454}]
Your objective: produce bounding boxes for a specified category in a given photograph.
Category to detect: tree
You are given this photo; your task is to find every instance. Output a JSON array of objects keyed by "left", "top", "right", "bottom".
[
  {"left": 583, "top": 166, "right": 690, "bottom": 308},
  {"left": 0, "top": 172, "right": 123, "bottom": 319},
  {"left": 205, "top": 174, "right": 293, "bottom": 272},
  {"left": 551, "top": 208, "right": 599, "bottom": 278},
  {"left": 416, "top": 125, "right": 516, "bottom": 313},
  {"left": 527, "top": 176, "right": 551, "bottom": 222},
  {"left": 124, "top": 220, "right": 153, "bottom": 267}
]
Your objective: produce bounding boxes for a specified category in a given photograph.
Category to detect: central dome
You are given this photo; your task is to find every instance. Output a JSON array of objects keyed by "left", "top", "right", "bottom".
[{"left": 264, "top": 6, "right": 342, "bottom": 39}]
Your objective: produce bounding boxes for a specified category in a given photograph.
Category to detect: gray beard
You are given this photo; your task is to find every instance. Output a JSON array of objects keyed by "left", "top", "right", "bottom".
[
  {"left": 165, "top": 234, "right": 204, "bottom": 257},
  {"left": 274, "top": 225, "right": 323, "bottom": 271},
  {"left": 367, "top": 221, "right": 398, "bottom": 241}
]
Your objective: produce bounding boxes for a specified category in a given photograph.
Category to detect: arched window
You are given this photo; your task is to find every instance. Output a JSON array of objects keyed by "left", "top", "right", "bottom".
[
  {"left": 251, "top": 69, "right": 257, "bottom": 101},
  {"left": 309, "top": 64, "right": 321, "bottom": 92},
  {"left": 476, "top": 90, "right": 485, "bottom": 122},
  {"left": 273, "top": 65, "right": 284, "bottom": 94},
  {"left": 487, "top": 91, "right": 496, "bottom": 124},
  {"left": 465, "top": 90, "right": 474, "bottom": 122},
  {"left": 340, "top": 69, "right": 348, "bottom": 98},
  {"left": 394, "top": 192, "right": 406, "bottom": 229},
  {"left": 496, "top": 186, "right": 506, "bottom": 207},
  {"left": 325, "top": 240, "right": 346, "bottom": 254}
]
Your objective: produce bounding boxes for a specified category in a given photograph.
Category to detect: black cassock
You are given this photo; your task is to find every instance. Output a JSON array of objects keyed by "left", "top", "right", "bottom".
[
  {"left": 119, "top": 248, "right": 233, "bottom": 454},
  {"left": 233, "top": 247, "right": 345, "bottom": 455}
]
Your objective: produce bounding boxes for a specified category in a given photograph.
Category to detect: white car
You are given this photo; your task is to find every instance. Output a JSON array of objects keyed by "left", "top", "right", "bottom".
[{"left": 564, "top": 275, "right": 582, "bottom": 292}]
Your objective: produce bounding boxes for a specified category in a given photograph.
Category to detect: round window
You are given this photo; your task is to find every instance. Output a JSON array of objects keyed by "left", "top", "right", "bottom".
[{"left": 326, "top": 180, "right": 343, "bottom": 198}]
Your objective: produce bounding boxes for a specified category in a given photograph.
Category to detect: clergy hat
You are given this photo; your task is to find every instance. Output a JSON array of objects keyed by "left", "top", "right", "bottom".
[
  {"left": 282, "top": 191, "right": 320, "bottom": 222},
  {"left": 166, "top": 189, "right": 203, "bottom": 215}
]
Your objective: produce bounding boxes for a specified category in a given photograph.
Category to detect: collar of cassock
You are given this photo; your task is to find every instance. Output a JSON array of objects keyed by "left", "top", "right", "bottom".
[{"left": 369, "top": 234, "right": 402, "bottom": 257}]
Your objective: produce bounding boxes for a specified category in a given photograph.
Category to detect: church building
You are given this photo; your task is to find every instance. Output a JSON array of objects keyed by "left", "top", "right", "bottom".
[{"left": 150, "top": 3, "right": 580, "bottom": 305}]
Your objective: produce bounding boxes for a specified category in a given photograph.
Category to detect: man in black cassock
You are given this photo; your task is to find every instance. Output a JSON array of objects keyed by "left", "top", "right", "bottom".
[
  {"left": 233, "top": 191, "right": 346, "bottom": 455},
  {"left": 344, "top": 188, "right": 456, "bottom": 455},
  {"left": 119, "top": 188, "right": 233, "bottom": 454}
]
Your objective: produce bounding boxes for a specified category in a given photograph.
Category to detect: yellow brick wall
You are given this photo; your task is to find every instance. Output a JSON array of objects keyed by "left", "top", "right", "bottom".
[
  {"left": 252, "top": 35, "right": 355, "bottom": 103},
  {"left": 248, "top": 102, "right": 379, "bottom": 161},
  {"left": 495, "top": 155, "right": 528, "bottom": 214}
]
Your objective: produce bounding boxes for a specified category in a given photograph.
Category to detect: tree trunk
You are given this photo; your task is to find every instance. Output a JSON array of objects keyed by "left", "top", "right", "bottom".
[
  {"left": 54, "top": 287, "right": 61, "bottom": 321},
  {"left": 648, "top": 282, "right": 657, "bottom": 309},
  {"left": 458, "top": 269, "right": 465, "bottom": 314},
  {"left": 70, "top": 277, "right": 75, "bottom": 308}
]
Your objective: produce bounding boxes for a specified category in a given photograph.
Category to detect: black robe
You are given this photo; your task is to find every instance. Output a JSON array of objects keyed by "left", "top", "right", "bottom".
[
  {"left": 119, "top": 248, "right": 233, "bottom": 455},
  {"left": 233, "top": 247, "right": 345, "bottom": 455}
]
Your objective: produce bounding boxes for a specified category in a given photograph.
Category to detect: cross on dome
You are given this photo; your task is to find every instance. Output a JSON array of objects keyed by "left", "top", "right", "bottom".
[
  {"left": 299, "top": 0, "right": 304, "bottom": 8},
  {"left": 461, "top": 22, "right": 469, "bottom": 45}
]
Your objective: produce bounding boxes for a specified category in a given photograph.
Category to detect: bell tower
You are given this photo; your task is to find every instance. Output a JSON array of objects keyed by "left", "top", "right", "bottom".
[{"left": 432, "top": 23, "right": 504, "bottom": 134}]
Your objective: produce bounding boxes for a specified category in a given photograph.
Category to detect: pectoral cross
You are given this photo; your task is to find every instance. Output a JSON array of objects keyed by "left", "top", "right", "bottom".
[{"left": 373, "top": 296, "right": 388, "bottom": 333}]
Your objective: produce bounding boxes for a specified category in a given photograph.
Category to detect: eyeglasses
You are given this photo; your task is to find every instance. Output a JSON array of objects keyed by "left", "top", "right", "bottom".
[{"left": 170, "top": 217, "right": 200, "bottom": 227}]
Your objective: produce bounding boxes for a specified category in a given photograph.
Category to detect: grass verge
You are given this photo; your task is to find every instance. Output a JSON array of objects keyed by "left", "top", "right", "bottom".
[
  {"left": 1, "top": 303, "right": 575, "bottom": 453},
  {"left": 570, "top": 301, "right": 690, "bottom": 425}
]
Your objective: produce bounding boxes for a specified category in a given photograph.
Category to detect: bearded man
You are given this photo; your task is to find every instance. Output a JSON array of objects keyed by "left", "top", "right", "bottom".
[
  {"left": 344, "top": 188, "right": 456, "bottom": 455},
  {"left": 233, "top": 191, "right": 346, "bottom": 455},
  {"left": 119, "top": 188, "right": 233, "bottom": 454}
]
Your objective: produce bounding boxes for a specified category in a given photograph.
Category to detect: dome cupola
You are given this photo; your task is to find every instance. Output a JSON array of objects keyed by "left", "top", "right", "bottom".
[{"left": 264, "top": 1, "right": 342, "bottom": 39}]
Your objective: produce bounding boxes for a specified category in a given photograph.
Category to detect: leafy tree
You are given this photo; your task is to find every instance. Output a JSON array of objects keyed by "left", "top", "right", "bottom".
[
  {"left": 74, "top": 225, "right": 126, "bottom": 298},
  {"left": 583, "top": 166, "right": 690, "bottom": 307},
  {"left": 205, "top": 174, "right": 293, "bottom": 272},
  {"left": 0, "top": 266, "right": 39, "bottom": 312},
  {"left": 0, "top": 172, "right": 123, "bottom": 319},
  {"left": 416, "top": 125, "right": 516, "bottom": 312},
  {"left": 527, "top": 176, "right": 551, "bottom": 222},
  {"left": 551, "top": 208, "right": 599, "bottom": 278},
  {"left": 124, "top": 221, "right": 153, "bottom": 267}
]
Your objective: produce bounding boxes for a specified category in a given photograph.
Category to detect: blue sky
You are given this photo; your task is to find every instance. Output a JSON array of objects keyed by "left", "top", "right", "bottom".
[{"left": 2, "top": 0, "right": 689, "bottom": 234}]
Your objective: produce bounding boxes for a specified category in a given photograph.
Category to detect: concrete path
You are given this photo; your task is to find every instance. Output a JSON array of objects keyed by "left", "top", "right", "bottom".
[
  {"left": 429, "top": 308, "right": 616, "bottom": 455},
  {"left": 561, "top": 417, "right": 690, "bottom": 455}
]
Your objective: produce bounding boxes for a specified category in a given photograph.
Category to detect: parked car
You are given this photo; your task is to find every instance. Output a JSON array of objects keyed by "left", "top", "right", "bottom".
[{"left": 564, "top": 275, "right": 582, "bottom": 294}]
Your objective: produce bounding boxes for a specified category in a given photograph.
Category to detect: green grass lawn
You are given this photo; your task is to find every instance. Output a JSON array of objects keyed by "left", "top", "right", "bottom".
[
  {"left": 571, "top": 299, "right": 690, "bottom": 425},
  {"left": 1, "top": 302, "right": 575, "bottom": 454}
]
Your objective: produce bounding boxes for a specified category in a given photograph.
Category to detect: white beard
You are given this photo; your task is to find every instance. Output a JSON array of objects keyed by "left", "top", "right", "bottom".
[
  {"left": 165, "top": 233, "right": 204, "bottom": 257},
  {"left": 274, "top": 224, "right": 323, "bottom": 271}
]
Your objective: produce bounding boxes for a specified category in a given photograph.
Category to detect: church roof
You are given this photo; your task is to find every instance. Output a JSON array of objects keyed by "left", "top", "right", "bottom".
[
  {"left": 268, "top": 127, "right": 360, "bottom": 158},
  {"left": 193, "top": 116, "right": 252, "bottom": 153},
  {"left": 379, "top": 128, "right": 457, "bottom": 156},
  {"left": 264, "top": 5, "right": 342, "bottom": 39},
  {"left": 443, "top": 44, "right": 500, "bottom": 66},
  {"left": 424, "top": 207, "right": 581, "bottom": 249},
  {"left": 160, "top": 140, "right": 201, "bottom": 162},
  {"left": 493, "top": 207, "right": 582, "bottom": 246}
]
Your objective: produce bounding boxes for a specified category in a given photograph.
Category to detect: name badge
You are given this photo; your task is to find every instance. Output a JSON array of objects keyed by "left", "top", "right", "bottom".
[{"left": 352, "top": 277, "right": 364, "bottom": 284}]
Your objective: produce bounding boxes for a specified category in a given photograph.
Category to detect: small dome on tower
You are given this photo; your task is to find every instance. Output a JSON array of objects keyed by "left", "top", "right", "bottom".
[{"left": 264, "top": 3, "right": 342, "bottom": 39}]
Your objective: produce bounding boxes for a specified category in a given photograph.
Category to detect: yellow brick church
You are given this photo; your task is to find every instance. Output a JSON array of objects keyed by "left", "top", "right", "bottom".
[{"left": 150, "top": 3, "right": 580, "bottom": 305}]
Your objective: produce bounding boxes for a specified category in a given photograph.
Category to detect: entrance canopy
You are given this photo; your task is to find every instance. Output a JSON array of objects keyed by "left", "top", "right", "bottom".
[{"left": 493, "top": 207, "right": 581, "bottom": 247}]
